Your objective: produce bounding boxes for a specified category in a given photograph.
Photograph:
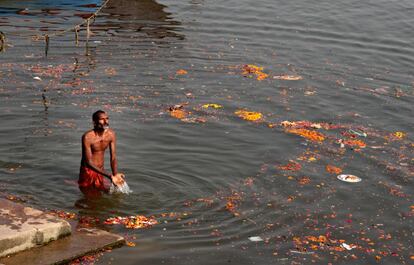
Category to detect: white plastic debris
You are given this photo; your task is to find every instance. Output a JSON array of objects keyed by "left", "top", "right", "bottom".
[
  {"left": 341, "top": 243, "right": 356, "bottom": 250},
  {"left": 248, "top": 236, "right": 264, "bottom": 242},
  {"left": 33, "top": 76, "right": 42, "bottom": 81},
  {"left": 290, "top": 250, "right": 315, "bottom": 255},
  {"left": 337, "top": 174, "right": 361, "bottom": 183},
  {"left": 338, "top": 139, "right": 345, "bottom": 148},
  {"left": 349, "top": 129, "right": 367, "bottom": 137}
]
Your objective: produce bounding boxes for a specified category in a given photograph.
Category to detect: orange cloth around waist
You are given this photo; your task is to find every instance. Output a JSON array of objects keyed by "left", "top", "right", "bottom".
[{"left": 78, "top": 165, "right": 109, "bottom": 191}]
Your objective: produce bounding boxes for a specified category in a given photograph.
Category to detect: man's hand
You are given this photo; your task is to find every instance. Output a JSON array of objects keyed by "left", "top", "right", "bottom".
[{"left": 111, "top": 173, "right": 125, "bottom": 186}]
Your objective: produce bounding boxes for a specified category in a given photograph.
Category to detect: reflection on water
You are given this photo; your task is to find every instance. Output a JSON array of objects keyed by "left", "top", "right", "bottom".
[
  {"left": 104, "top": 0, "right": 170, "bottom": 20},
  {"left": 0, "top": 0, "right": 183, "bottom": 41},
  {"left": 101, "top": 0, "right": 184, "bottom": 40},
  {"left": 0, "top": 0, "right": 184, "bottom": 43},
  {"left": 0, "top": 0, "right": 102, "bottom": 14}
]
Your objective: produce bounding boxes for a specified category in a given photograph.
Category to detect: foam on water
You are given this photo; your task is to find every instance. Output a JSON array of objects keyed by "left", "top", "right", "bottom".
[{"left": 109, "top": 181, "right": 132, "bottom": 194}]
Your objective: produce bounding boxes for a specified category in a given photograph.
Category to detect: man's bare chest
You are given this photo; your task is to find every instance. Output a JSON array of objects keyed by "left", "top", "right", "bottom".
[{"left": 90, "top": 138, "right": 110, "bottom": 152}]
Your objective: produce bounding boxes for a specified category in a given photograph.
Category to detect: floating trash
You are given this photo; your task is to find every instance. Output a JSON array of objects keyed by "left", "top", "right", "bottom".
[
  {"left": 337, "top": 174, "right": 361, "bottom": 183},
  {"left": 289, "top": 250, "right": 315, "bottom": 255},
  {"left": 248, "top": 236, "right": 264, "bottom": 242},
  {"left": 104, "top": 215, "right": 157, "bottom": 229},
  {"left": 273, "top": 75, "right": 303, "bottom": 81},
  {"left": 349, "top": 129, "right": 367, "bottom": 137},
  {"left": 341, "top": 242, "right": 356, "bottom": 250}
]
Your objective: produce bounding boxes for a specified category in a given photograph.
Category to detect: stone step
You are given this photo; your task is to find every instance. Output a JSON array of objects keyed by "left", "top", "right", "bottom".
[
  {"left": 0, "top": 198, "right": 125, "bottom": 265},
  {"left": 0, "top": 198, "right": 72, "bottom": 258}
]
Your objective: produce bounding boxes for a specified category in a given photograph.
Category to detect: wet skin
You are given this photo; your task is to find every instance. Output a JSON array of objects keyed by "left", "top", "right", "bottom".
[{"left": 81, "top": 112, "right": 125, "bottom": 186}]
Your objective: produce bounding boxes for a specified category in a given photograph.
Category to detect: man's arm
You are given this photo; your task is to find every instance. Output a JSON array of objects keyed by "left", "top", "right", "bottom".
[
  {"left": 82, "top": 134, "right": 112, "bottom": 180},
  {"left": 109, "top": 131, "right": 125, "bottom": 186},
  {"left": 109, "top": 131, "right": 118, "bottom": 176}
]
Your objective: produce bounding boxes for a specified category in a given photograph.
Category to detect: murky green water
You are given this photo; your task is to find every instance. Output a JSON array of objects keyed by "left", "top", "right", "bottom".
[{"left": 1, "top": 0, "right": 413, "bottom": 264}]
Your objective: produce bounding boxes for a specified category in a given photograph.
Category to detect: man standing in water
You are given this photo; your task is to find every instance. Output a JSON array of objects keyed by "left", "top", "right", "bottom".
[{"left": 79, "top": 110, "right": 124, "bottom": 195}]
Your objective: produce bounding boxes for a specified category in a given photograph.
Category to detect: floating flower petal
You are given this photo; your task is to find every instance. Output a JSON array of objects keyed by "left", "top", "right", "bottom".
[
  {"left": 286, "top": 128, "right": 325, "bottom": 142},
  {"left": 202, "top": 104, "right": 223, "bottom": 109},
  {"left": 235, "top": 109, "right": 263, "bottom": 121}
]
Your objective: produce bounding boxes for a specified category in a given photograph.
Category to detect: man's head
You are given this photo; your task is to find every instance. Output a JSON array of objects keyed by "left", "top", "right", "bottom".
[{"left": 92, "top": 110, "right": 109, "bottom": 131}]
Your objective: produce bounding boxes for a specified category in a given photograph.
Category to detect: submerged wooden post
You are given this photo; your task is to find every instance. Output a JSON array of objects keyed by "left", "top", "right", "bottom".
[
  {"left": 0, "top": 31, "right": 5, "bottom": 52},
  {"left": 44, "top": 34, "right": 49, "bottom": 57},
  {"left": 75, "top": 26, "right": 79, "bottom": 46}
]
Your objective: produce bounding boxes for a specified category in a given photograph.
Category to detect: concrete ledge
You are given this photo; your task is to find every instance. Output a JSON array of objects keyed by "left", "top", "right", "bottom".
[
  {"left": 0, "top": 222, "right": 125, "bottom": 265},
  {"left": 0, "top": 197, "right": 125, "bottom": 265},
  {"left": 0, "top": 198, "right": 71, "bottom": 258}
]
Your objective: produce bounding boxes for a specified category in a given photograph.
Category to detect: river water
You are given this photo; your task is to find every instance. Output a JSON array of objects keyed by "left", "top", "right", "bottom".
[{"left": 0, "top": 0, "right": 413, "bottom": 264}]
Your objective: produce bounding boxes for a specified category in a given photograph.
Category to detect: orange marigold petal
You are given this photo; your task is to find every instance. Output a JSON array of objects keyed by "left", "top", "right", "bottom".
[
  {"left": 326, "top": 165, "right": 343, "bottom": 174},
  {"left": 235, "top": 109, "right": 263, "bottom": 121},
  {"left": 287, "top": 128, "right": 325, "bottom": 142},
  {"left": 176, "top": 69, "right": 188, "bottom": 75},
  {"left": 343, "top": 139, "right": 366, "bottom": 148},
  {"left": 170, "top": 109, "right": 187, "bottom": 119}
]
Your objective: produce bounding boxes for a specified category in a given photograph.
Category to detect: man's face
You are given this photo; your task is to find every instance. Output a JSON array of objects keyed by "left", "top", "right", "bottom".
[{"left": 94, "top": 113, "right": 109, "bottom": 130}]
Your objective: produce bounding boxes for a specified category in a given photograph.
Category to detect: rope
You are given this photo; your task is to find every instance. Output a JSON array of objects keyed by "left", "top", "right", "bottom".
[
  {"left": 39, "top": 0, "right": 110, "bottom": 39},
  {"left": 0, "top": 0, "right": 111, "bottom": 56},
  {"left": 0, "top": 0, "right": 110, "bottom": 57}
]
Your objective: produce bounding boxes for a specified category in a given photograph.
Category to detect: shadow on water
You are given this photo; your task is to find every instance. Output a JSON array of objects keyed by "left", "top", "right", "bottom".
[{"left": 75, "top": 192, "right": 121, "bottom": 212}]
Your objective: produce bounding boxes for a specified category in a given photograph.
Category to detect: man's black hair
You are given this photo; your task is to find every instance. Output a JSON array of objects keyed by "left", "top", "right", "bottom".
[{"left": 92, "top": 110, "right": 106, "bottom": 122}]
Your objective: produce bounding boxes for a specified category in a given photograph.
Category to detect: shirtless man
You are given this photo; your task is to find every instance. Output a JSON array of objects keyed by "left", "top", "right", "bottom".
[{"left": 78, "top": 110, "right": 124, "bottom": 195}]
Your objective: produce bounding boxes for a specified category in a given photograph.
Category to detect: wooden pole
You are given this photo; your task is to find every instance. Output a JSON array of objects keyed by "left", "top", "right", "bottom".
[
  {"left": 45, "top": 34, "right": 49, "bottom": 57},
  {"left": 0, "top": 31, "right": 5, "bottom": 52},
  {"left": 75, "top": 27, "right": 79, "bottom": 46}
]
